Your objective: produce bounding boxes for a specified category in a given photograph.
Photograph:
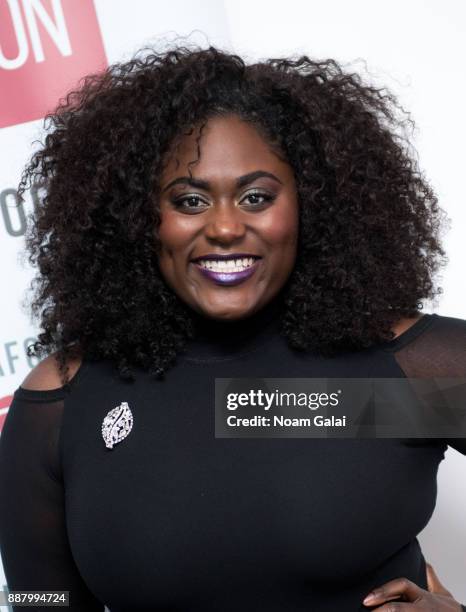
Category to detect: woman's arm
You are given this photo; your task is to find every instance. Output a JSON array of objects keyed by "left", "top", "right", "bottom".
[
  {"left": 0, "top": 355, "right": 105, "bottom": 611},
  {"left": 427, "top": 564, "right": 466, "bottom": 612}
]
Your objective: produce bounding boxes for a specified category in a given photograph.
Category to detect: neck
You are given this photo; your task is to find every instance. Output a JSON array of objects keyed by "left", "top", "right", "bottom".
[{"left": 182, "top": 293, "right": 286, "bottom": 361}]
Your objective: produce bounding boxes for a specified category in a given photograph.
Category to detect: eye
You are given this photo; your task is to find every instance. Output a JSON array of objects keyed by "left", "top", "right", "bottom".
[
  {"left": 241, "top": 190, "right": 275, "bottom": 208},
  {"left": 171, "top": 195, "right": 208, "bottom": 213}
]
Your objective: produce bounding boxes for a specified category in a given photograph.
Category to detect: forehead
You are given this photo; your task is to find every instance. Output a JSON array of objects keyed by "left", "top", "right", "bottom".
[{"left": 161, "top": 114, "right": 290, "bottom": 179}]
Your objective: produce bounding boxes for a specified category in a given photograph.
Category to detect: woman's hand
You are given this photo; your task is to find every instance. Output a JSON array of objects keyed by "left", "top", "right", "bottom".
[{"left": 362, "top": 563, "right": 463, "bottom": 610}]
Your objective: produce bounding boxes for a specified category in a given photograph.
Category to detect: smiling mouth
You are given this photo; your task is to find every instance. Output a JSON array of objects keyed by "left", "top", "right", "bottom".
[
  {"left": 195, "top": 256, "right": 260, "bottom": 273},
  {"left": 192, "top": 257, "right": 262, "bottom": 286}
]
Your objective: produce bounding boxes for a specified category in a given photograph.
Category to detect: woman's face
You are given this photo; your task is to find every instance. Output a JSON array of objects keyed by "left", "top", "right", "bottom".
[{"left": 157, "top": 114, "right": 299, "bottom": 320}]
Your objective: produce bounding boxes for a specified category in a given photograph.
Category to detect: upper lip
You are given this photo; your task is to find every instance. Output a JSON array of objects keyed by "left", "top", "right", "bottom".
[{"left": 191, "top": 253, "right": 262, "bottom": 263}]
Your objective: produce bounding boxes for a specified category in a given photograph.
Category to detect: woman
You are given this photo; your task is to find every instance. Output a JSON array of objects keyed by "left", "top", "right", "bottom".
[{"left": 0, "top": 44, "right": 465, "bottom": 611}]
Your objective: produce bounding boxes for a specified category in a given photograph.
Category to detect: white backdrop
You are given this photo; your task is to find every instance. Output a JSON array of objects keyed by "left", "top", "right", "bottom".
[{"left": 0, "top": 0, "right": 465, "bottom": 605}]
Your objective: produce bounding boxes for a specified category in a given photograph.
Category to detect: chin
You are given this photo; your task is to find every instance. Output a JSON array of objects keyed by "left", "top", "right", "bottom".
[
  {"left": 206, "top": 310, "right": 247, "bottom": 321},
  {"left": 197, "top": 302, "right": 256, "bottom": 321}
]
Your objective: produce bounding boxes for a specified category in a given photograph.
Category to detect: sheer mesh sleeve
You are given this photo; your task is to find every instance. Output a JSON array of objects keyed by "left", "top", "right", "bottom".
[
  {"left": 0, "top": 385, "right": 105, "bottom": 611},
  {"left": 387, "top": 313, "right": 466, "bottom": 455}
]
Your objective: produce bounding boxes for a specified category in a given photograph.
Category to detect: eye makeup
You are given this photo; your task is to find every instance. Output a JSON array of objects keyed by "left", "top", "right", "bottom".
[{"left": 169, "top": 188, "right": 277, "bottom": 213}]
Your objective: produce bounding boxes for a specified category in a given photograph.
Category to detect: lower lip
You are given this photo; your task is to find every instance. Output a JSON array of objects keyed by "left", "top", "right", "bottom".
[{"left": 192, "top": 259, "right": 262, "bottom": 286}]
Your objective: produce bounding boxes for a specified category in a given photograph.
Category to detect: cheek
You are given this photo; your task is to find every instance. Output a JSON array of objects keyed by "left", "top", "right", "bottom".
[
  {"left": 263, "top": 204, "right": 299, "bottom": 254},
  {"left": 157, "top": 212, "right": 192, "bottom": 259}
]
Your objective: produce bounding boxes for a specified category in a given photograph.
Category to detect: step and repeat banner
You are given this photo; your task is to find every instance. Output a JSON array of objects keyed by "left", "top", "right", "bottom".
[
  {"left": 1, "top": 0, "right": 465, "bottom": 605},
  {"left": 0, "top": 0, "right": 107, "bottom": 427}
]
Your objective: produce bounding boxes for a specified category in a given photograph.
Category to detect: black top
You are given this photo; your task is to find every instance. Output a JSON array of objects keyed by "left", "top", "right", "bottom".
[{"left": 0, "top": 302, "right": 466, "bottom": 612}]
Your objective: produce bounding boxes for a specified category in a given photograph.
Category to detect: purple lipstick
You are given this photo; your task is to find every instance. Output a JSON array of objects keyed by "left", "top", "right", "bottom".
[{"left": 191, "top": 254, "right": 262, "bottom": 287}]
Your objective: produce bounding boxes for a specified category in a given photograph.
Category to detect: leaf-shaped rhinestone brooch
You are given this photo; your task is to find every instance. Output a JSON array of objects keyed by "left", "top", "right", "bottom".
[{"left": 102, "top": 402, "right": 133, "bottom": 449}]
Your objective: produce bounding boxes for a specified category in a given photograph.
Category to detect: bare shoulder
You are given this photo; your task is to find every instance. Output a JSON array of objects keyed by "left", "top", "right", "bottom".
[
  {"left": 391, "top": 313, "right": 424, "bottom": 339},
  {"left": 21, "top": 351, "right": 83, "bottom": 391}
]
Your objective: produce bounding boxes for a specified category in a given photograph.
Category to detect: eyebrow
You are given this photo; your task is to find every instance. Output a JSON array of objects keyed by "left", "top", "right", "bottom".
[{"left": 161, "top": 170, "right": 283, "bottom": 193}]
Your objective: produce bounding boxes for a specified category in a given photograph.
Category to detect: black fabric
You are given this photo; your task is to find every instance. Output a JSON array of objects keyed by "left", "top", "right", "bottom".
[{"left": 0, "top": 307, "right": 465, "bottom": 611}]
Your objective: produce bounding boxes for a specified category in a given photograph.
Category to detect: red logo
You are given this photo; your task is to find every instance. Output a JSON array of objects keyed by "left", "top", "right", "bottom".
[
  {"left": 0, "top": 0, "right": 107, "bottom": 128},
  {"left": 0, "top": 395, "right": 12, "bottom": 433}
]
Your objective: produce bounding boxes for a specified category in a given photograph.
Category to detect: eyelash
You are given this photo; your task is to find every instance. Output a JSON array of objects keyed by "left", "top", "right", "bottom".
[{"left": 171, "top": 190, "right": 275, "bottom": 212}]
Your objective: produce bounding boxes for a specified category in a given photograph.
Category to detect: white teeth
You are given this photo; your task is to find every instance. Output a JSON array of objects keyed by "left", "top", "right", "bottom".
[{"left": 198, "top": 257, "right": 257, "bottom": 272}]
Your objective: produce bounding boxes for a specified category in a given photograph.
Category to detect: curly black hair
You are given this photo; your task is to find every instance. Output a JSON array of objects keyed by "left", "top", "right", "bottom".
[{"left": 18, "top": 41, "right": 448, "bottom": 387}]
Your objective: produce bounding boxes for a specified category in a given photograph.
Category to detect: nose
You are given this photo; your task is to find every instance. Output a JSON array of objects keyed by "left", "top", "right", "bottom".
[{"left": 203, "top": 202, "right": 246, "bottom": 244}]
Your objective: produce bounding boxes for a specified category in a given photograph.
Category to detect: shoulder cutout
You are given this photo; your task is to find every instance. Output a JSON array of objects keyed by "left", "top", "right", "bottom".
[
  {"left": 391, "top": 314, "right": 424, "bottom": 339},
  {"left": 21, "top": 352, "right": 83, "bottom": 391}
]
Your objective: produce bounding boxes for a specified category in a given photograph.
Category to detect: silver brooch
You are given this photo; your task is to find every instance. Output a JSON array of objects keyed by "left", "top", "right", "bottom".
[{"left": 101, "top": 402, "right": 133, "bottom": 449}]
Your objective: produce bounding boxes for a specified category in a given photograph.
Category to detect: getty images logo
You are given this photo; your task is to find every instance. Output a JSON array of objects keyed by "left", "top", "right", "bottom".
[
  {"left": 226, "top": 389, "right": 342, "bottom": 411},
  {"left": 0, "top": 0, "right": 107, "bottom": 128}
]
